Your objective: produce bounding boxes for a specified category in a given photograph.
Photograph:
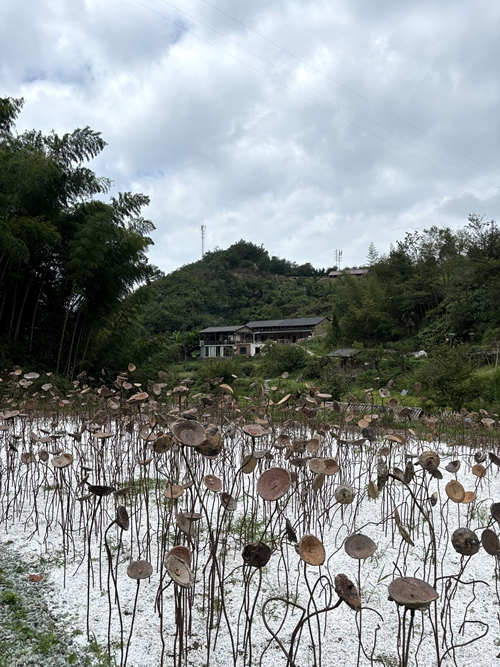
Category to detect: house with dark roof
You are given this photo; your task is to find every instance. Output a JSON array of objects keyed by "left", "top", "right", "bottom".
[
  {"left": 328, "top": 269, "right": 368, "bottom": 279},
  {"left": 199, "top": 317, "right": 330, "bottom": 358}
]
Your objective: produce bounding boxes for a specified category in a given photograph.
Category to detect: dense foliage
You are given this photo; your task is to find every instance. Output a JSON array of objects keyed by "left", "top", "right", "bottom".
[
  {"left": 0, "top": 97, "right": 158, "bottom": 373},
  {"left": 143, "top": 217, "right": 500, "bottom": 353},
  {"left": 142, "top": 240, "right": 332, "bottom": 335}
]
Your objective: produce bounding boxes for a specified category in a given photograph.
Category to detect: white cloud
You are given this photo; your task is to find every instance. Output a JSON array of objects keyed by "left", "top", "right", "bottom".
[{"left": 2, "top": 0, "right": 499, "bottom": 273}]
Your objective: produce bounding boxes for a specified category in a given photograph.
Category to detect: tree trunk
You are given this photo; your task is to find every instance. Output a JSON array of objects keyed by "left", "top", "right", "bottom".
[
  {"left": 14, "top": 271, "right": 34, "bottom": 340},
  {"left": 29, "top": 274, "right": 46, "bottom": 352},
  {"left": 56, "top": 281, "right": 76, "bottom": 376}
]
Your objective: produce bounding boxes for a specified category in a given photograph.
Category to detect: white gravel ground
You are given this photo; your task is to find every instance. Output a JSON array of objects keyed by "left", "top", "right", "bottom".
[{"left": 2, "top": 420, "right": 500, "bottom": 667}]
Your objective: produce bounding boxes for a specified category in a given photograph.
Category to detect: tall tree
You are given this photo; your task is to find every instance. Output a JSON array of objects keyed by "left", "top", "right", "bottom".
[{"left": 0, "top": 97, "right": 157, "bottom": 374}]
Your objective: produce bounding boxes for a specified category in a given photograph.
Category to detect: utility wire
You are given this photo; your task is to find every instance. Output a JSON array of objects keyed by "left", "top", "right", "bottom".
[
  {"left": 130, "top": 0, "right": 499, "bottom": 201},
  {"left": 155, "top": 0, "right": 498, "bottom": 190},
  {"left": 198, "top": 0, "right": 500, "bottom": 178}
]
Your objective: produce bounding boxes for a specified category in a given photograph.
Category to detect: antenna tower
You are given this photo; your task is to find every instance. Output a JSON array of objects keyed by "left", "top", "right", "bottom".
[
  {"left": 334, "top": 249, "right": 343, "bottom": 270},
  {"left": 201, "top": 225, "right": 206, "bottom": 258}
]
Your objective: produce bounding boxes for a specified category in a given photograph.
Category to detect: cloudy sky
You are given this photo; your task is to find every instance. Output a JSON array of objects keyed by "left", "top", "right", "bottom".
[{"left": 2, "top": 0, "right": 499, "bottom": 273}]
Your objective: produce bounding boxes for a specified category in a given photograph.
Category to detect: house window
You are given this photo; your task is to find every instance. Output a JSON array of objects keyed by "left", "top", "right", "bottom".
[{"left": 239, "top": 347, "right": 246, "bottom": 355}]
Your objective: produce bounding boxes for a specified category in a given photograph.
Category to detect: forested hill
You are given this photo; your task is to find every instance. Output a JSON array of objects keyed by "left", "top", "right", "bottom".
[
  {"left": 143, "top": 216, "right": 500, "bottom": 353},
  {"left": 142, "top": 241, "right": 334, "bottom": 334}
]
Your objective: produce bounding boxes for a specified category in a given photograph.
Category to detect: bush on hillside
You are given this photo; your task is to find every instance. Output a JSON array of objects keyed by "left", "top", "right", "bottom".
[{"left": 258, "top": 341, "right": 308, "bottom": 377}]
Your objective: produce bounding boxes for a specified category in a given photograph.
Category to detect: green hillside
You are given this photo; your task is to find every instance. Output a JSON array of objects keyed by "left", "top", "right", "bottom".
[{"left": 142, "top": 240, "right": 333, "bottom": 334}]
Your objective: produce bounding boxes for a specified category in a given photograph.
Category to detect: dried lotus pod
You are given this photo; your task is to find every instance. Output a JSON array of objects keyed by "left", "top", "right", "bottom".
[
  {"left": 324, "top": 458, "right": 339, "bottom": 475},
  {"left": 309, "top": 458, "right": 325, "bottom": 474},
  {"left": 165, "top": 545, "right": 191, "bottom": 564},
  {"left": 445, "top": 460, "right": 460, "bottom": 474},
  {"left": 344, "top": 534, "right": 377, "bottom": 559},
  {"left": 171, "top": 420, "right": 205, "bottom": 447},
  {"left": 197, "top": 425, "right": 223, "bottom": 458},
  {"left": 418, "top": 450, "right": 440, "bottom": 472},
  {"left": 164, "top": 484, "right": 184, "bottom": 500},
  {"left": 361, "top": 427, "right": 375, "bottom": 441},
  {"left": 242, "top": 542, "right": 271, "bottom": 568},
  {"left": 430, "top": 492, "right": 438, "bottom": 506},
  {"left": 177, "top": 511, "right": 199, "bottom": 535},
  {"left": 445, "top": 480, "right": 465, "bottom": 503},
  {"left": 241, "top": 454, "right": 257, "bottom": 474},
  {"left": 203, "top": 475, "right": 222, "bottom": 492},
  {"left": 153, "top": 434, "right": 175, "bottom": 453},
  {"left": 292, "top": 439, "right": 307, "bottom": 453},
  {"left": 451, "top": 528, "right": 480, "bottom": 556},
  {"left": 220, "top": 492, "right": 237, "bottom": 511},
  {"left": 472, "top": 464, "right": 486, "bottom": 478},
  {"left": 164, "top": 554, "right": 195, "bottom": 588},
  {"left": 377, "top": 458, "right": 388, "bottom": 490},
  {"left": 312, "top": 472, "right": 325, "bottom": 492},
  {"left": 388, "top": 577, "right": 438, "bottom": 611},
  {"left": 335, "top": 574, "right": 361, "bottom": 611},
  {"left": 296, "top": 535, "right": 325, "bottom": 566},
  {"left": 482, "top": 529, "right": 500, "bottom": 556},
  {"left": 368, "top": 480, "right": 378, "bottom": 499},
  {"left": 489, "top": 452, "right": 500, "bottom": 467},
  {"left": 403, "top": 460, "right": 414, "bottom": 484},
  {"left": 257, "top": 468, "right": 290, "bottom": 501},
  {"left": 335, "top": 485, "right": 355, "bottom": 505},
  {"left": 51, "top": 453, "right": 73, "bottom": 468},
  {"left": 306, "top": 438, "right": 321, "bottom": 453},
  {"left": 474, "top": 451, "right": 486, "bottom": 463},
  {"left": 274, "top": 434, "right": 290, "bottom": 449},
  {"left": 490, "top": 502, "right": 500, "bottom": 523},
  {"left": 88, "top": 484, "right": 115, "bottom": 497},
  {"left": 116, "top": 506, "right": 130, "bottom": 531},
  {"left": 243, "top": 424, "right": 268, "bottom": 438},
  {"left": 127, "top": 560, "right": 153, "bottom": 580},
  {"left": 393, "top": 468, "right": 405, "bottom": 483}
]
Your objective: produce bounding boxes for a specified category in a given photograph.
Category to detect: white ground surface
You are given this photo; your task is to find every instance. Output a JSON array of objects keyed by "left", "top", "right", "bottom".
[{"left": 2, "top": 421, "right": 500, "bottom": 667}]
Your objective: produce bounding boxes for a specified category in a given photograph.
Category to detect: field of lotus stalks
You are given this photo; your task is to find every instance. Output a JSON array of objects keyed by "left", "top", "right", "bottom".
[{"left": 2, "top": 368, "right": 500, "bottom": 667}]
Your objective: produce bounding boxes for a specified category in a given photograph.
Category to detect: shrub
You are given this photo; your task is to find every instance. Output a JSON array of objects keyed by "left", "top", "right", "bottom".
[
  {"left": 415, "top": 344, "right": 476, "bottom": 410},
  {"left": 258, "top": 341, "right": 308, "bottom": 377}
]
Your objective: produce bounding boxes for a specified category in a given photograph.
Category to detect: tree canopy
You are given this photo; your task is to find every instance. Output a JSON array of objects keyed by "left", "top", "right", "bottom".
[{"left": 0, "top": 97, "right": 157, "bottom": 374}]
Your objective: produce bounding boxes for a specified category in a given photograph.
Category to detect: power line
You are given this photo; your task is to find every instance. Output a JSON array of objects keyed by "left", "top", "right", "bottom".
[
  {"left": 197, "top": 0, "right": 500, "bottom": 178},
  {"left": 130, "top": 0, "right": 499, "bottom": 201},
  {"left": 155, "top": 0, "right": 498, "bottom": 190}
]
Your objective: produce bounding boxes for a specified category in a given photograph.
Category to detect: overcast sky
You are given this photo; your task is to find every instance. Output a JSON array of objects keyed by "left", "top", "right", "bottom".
[{"left": 2, "top": 0, "right": 499, "bottom": 273}]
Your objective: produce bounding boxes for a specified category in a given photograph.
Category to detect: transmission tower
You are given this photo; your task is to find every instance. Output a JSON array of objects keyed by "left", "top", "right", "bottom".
[
  {"left": 334, "top": 249, "right": 343, "bottom": 270},
  {"left": 201, "top": 225, "right": 206, "bottom": 258}
]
